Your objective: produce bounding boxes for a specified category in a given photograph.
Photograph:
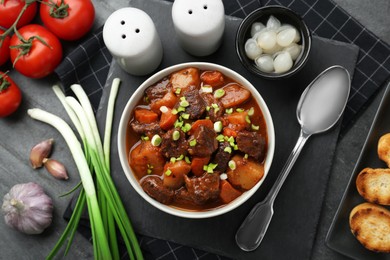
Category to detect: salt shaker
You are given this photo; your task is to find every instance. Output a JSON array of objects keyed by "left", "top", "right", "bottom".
[
  {"left": 103, "top": 8, "right": 163, "bottom": 76},
  {"left": 172, "top": 0, "right": 225, "bottom": 56}
]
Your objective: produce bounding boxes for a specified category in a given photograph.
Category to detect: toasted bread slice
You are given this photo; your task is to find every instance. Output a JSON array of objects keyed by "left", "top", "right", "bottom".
[
  {"left": 350, "top": 202, "right": 390, "bottom": 253},
  {"left": 378, "top": 133, "right": 390, "bottom": 167},
  {"left": 356, "top": 168, "right": 390, "bottom": 205}
]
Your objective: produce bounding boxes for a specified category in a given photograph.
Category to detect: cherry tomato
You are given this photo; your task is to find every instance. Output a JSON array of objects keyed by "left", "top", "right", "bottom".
[
  {"left": 0, "top": 29, "right": 10, "bottom": 66},
  {"left": 40, "top": 0, "right": 95, "bottom": 41},
  {"left": 10, "top": 24, "right": 62, "bottom": 78},
  {"left": 0, "top": 0, "right": 37, "bottom": 29},
  {"left": 0, "top": 72, "right": 22, "bottom": 117}
]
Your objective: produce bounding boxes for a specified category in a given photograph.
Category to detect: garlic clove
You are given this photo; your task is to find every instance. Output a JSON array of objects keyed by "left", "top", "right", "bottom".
[
  {"left": 43, "top": 158, "right": 69, "bottom": 180},
  {"left": 30, "top": 139, "right": 54, "bottom": 169}
]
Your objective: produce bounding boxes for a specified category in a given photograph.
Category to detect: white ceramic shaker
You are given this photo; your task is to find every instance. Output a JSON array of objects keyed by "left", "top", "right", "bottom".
[
  {"left": 172, "top": 0, "right": 225, "bottom": 56},
  {"left": 103, "top": 8, "right": 163, "bottom": 76}
]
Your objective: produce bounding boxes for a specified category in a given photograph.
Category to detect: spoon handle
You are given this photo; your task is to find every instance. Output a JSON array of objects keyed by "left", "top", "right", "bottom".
[{"left": 236, "top": 130, "right": 311, "bottom": 251}]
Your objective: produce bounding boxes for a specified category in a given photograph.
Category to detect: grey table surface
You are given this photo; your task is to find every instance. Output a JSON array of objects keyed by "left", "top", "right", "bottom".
[{"left": 0, "top": 0, "right": 389, "bottom": 259}]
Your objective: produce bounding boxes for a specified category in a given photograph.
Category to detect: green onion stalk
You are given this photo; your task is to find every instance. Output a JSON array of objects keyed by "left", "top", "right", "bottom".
[{"left": 28, "top": 79, "right": 143, "bottom": 260}]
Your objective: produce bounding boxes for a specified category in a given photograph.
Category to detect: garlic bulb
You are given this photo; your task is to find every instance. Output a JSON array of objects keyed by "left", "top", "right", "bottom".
[{"left": 2, "top": 182, "right": 53, "bottom": 234}]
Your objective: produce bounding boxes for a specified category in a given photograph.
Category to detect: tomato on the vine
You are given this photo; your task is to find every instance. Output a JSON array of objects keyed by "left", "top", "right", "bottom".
[
  {"left": 0, "top": 29, "right": 10, "bottom": 66},
  {"left": 0, "top": 0, "right": 37, "bottom": 29},
  {"left": 40, "top": 0, "right": 95, "bottom": 41},
  {"left": 0, "top": 72, "right": 22, "bottom": 117},
  {"left": 10, "top": 24, "right": 62, "bottom": 78}
]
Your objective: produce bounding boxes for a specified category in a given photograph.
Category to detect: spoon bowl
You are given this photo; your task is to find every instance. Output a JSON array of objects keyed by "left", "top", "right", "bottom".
[{"left": 235, "top": 65, "right": 350, "bottom": 251}]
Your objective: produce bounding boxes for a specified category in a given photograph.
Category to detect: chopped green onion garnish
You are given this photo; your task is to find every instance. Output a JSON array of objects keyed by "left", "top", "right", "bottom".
[
  {"left": 216, "top": 134, "right": 225, "bottom": 142},
  {"left": 211, "top": 103, "right": 219, "bottom": 109},
  {"left": 147, "top": 169, "right": 152, "bottom": 174},
  {"left": 206, "top": 163, "right": 218, "bottom": 173},
  {"left": 165, "top": 169, "right": 172, "bottom": 176},
  {"left": 214, "top": 107, "right": 220, "bottom": 114},
  {"left": 225, "top": 108, "right": 233, "bottom": 114},
  {"left": 236, "top": 108, "right": 244, "bottom": 112},
  {"left": 245, "top": 115, "right": 251, "bottom": 124},
  {"left": 172, "top": 130, "right": 180, "bottom": 140},
  {"left": 160, "top": 106, "right": 168, "bottom": 113},
  {"left": 185, "top": 156, "right": 191, "bottom": 164},
  {"left": 151, "top": 134, "right": 162, "bottom": 146},
  {"left": 176, "top": 154, "right": 184, "bottom": 161},
  {"left": 214, "top": 121, "right": 223, "bottom": 132},
  {"left": 180, "top": 100, "right": 189, "bottom": 107},
  {"left": 213, "top": 89, "right": 225, "bottom": 99},
  {"left": 227, "top": 136, "right": 235, "bottom": 143},
  {"left": 170, "top": 157, "right": 176, "bottom": 163},
  {"left": 180, "top": 96, "right": 186, "bottom": 101},
  {"left": 201, "top": 86, "right": 213, "bottom": 93},
  {"left": 181, "top": 113, "right": 190, "bottom": 120},
  {"left": 174, "top": 120, "right": 183, "bottom": 128},
  {"left": 189, "top": 139, "right": 197, "bottom": 146},
  {"left": 206, "top": 106, "right": 211, "bottom": 111},
  {"left": 234, "top": 144, "right": 239, "bottom": 150},
  {"left": 177, "top": 106, "right": 186, "bottom": 112},
  {"left": 175, "top": 88, "right": 181, "bottom": 94},
  {"left": 228, "top": 160, "right": 236, "bottom": 170},
  {"left": 141, "top": 135, "right": 149, "bottom": 141},
  {"left": 251, "top": 124, "right": 260, "bottom": 131},
  {"left": 244, "top": 154, "right": 249, "bottom": 159},
  {"left": 224, "top": 146, "right": 232, "bottom": 154},
  {"left": 172, "top": 108, "right": 178, "bottom": 115},
  {"left": 182, "top": 123, "right": 192, "bottom": 133},
  {"left": 248, "top": 107, "right": 254, "bottom": 116}
]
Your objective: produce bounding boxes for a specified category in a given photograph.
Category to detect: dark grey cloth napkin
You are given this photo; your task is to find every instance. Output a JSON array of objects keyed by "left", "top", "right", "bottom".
[{"left": 57, "top": 0, "right": 390, "bottom": 259}]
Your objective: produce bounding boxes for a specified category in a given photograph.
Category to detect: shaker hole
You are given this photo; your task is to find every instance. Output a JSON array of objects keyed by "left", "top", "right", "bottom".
[
  {"left": 203, "top": 5, "right": 207, "bottom": 9},
  {"left": 135, "top": 28, "right": 140, "bottom": 33},
  {"left": 188, "top": 9, "right": 192, "bottom": 14},
  {"left": 121, "top": 34, "right": 126, "bottom": 39},
  {"left": 120, "top": 20, "right": 125, "bottom": 25}
]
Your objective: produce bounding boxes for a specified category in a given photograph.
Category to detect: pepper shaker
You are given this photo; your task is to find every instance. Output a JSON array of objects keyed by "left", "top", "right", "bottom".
[
  {"left": 103, "top": 8, "right": 163, "bottom": 76},
  {"left": 172, "top": 0, "right": 225, "bottom": 56}
]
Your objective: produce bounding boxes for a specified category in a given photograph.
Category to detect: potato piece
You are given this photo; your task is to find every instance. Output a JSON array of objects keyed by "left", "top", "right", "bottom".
[
  {"left": 163, "top": 160, "right": 191, "bottom": 189},
  {"left": 227, "top": 155, "right": 264, "bottom": 190},
  {"left": 220, "top": 180, "right": 242, "bottom": 204},
  {"left": 378, "top": 133, "right": 390, "bottom": 167},
  {"left": 219, "top": 83, "right": 250, "bottom": 108},
  {"left": 170, "top": 67, "right": 200, "bottom": 91},
  {"left": 129, "top": 141, "right": 166, "bottom": 179}
]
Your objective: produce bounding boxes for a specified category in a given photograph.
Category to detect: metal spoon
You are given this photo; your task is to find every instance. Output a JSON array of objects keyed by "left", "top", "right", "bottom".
[{"left": 236, "top": 65, "right": 351, "bottom": 251}]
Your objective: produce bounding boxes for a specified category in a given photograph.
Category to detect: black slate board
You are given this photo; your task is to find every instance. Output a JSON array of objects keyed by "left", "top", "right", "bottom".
[
  {"left": 326, "top": 80, "right": 390, "bottom": 259},
  {"left": 96, "top": 0, "right": 359, "bottom": 259}
]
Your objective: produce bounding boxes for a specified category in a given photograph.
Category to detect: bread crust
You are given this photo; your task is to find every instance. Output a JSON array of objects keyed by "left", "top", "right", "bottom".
[
  {"left": 378, "top": 133, "right": 390, "bottom": 167},
  {"left": 356, "top": 168, "right": 390, "bottom": 206},
  {"left": 350, "top": 202, "right": 390, "bottom": 253}
]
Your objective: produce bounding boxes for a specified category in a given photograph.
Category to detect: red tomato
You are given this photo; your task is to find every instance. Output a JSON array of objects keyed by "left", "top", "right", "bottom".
[
  {"left": 0, "top": 0, "right": 37, "bottom": 28},
  {"left": 0, "top": 72, "right": 22, "bottom": 117},
  {"left": 40, "top": 0, "right": 95, "bottom": 41},
  {"left": 10, "top": 24, "right": 62, "bottom": 78},
  {"left": 0, "top": 29, "right": 10, "bottom": 66}
]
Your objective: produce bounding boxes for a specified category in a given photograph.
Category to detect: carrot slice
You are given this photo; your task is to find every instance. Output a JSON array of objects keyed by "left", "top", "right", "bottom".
[
  {"left": 223, "top": 127, "right": 238, "bottom": 138},
  {"left": 159, "top": 108, "right": 178, "bottom": 130},
  {"left": 200, "top": 71, "right": 224, "bottom": 87},
  {"left": 220, "top": 180, "right": 242, "bottom": 204},
  {"left": 134, "top": 109, "right": 158, "bottom": 124},
  {"left": 191, "top": 156, "right": 210, "bottom": 177},
  {"left": 220, "top": 83, "right": 251, "bottom": 108},
  {"left": 188, "top": 119, "right": 214, "bottom": 135}
]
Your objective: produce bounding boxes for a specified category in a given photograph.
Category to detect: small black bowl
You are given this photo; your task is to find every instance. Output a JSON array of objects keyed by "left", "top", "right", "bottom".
[{"left": 236, "top": 5, "right": 312, "bottom": 79}]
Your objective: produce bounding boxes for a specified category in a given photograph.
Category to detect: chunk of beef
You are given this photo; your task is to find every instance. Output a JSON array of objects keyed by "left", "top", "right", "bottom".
[
  {"left": 236, "top": 131, "right": 266, "bottom": 161},
  {"left": 160, "top": 129, "right": 188, "bottom": 158},
  {"left": 131, "top": 121, "right": 162, "bottom": 136},
  {"left": 213, "top": 142, "right": 232, "bottom": 173},
  {"left": 184, "top": 173, "right": 220, "bottom": 205},
  {"left": 188, "top": 125, "right": 218, "bottom": 157},
  {"left": 141, "top": 176, "right": 174, "bottom": 204},
  {"left": 200, "top": 93, "right": 224, "bottom": 122},
  {"left": 145, "top": 78, "right": 170, "bottom": 102},
  {"left": 177, "top": 85, "right": 205, "bottom": 120}
]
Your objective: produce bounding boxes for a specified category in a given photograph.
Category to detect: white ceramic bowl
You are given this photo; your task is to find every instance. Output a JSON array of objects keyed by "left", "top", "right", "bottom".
[{"left": 118, "top": 62, "right": 275, "bottom": 218}]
